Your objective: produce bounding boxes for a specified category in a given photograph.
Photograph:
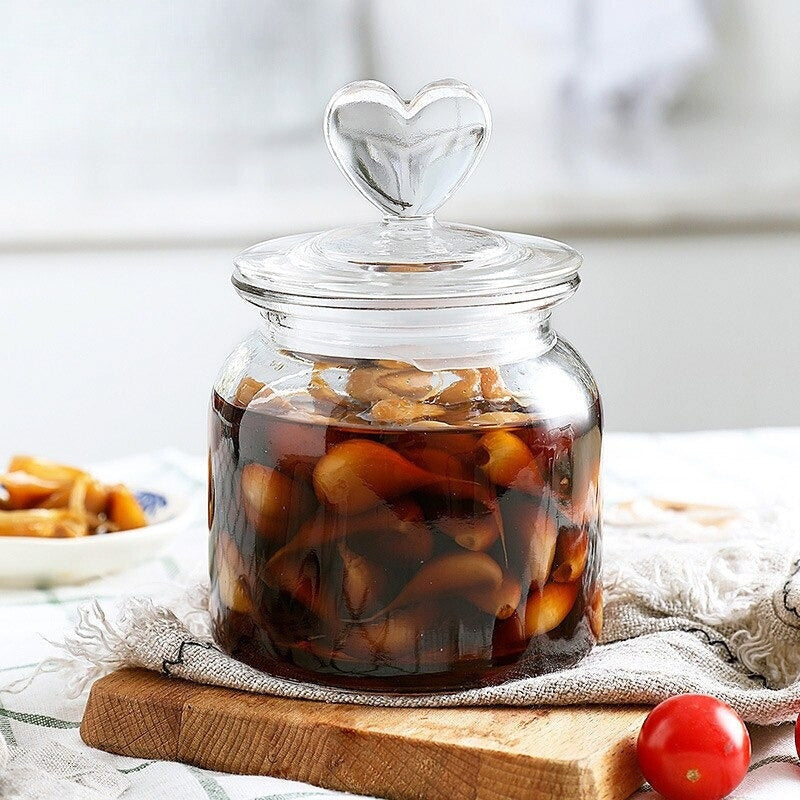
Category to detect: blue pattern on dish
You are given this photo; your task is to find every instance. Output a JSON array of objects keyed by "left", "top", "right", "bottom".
[{"left": 135, "top": 491, "right": 168, "bottom": 516}]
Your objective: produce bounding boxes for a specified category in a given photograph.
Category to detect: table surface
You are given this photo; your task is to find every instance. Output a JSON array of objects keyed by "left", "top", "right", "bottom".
[{"left": 1, "top": 430, "right": 799, "bottom": 800}]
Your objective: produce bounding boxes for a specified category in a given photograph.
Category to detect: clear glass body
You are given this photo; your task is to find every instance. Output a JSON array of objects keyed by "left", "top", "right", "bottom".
[{"left": 209, "top": 309, "right": 602, "bottom": 693}]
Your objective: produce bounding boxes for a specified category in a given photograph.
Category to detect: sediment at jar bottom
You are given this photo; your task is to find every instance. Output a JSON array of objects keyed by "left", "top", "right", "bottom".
[{"left": 209, "top": 389, "right": 602, "bottom": 692}]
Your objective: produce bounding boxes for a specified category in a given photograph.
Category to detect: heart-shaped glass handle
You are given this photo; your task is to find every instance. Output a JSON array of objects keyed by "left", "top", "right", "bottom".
[{"left": 325, "top": 79, "right": 491, "bottom": 219}]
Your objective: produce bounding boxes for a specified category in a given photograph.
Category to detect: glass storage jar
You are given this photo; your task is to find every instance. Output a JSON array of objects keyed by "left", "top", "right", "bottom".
[{"left": 209, "top": 79, "right": 602, "bottom": 693}]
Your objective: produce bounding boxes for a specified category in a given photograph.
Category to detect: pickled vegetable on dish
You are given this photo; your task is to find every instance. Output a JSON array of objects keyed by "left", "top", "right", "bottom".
[
  {"left": 0, "top": 508, "right": 87, "bottom": 538},
  {"left": 0, "top": 456, "right": 149, "bottom": 537},
  {"left": 107, "top": 485, "right": 148, "bottom": 531},
  {"left": 0, "top": 472, "right": 63, "bottom": 510}
]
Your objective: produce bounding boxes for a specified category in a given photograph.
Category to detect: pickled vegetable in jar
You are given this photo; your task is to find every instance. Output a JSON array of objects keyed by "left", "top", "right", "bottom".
[{"left": 209, "top": 79, "right": 602, "bottom": 693}]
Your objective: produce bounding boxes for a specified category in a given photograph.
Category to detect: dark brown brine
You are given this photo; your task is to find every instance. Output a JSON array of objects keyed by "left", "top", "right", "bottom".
[{"left": 209, "top": 367, "right": 602, "bottom": 693}]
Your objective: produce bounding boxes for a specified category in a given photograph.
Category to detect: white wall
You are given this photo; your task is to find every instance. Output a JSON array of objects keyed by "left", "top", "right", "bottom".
[
  {"left": 1, "top": 232, "right": 797, "bottom": 463},
  {"left": 1, "top": 3, "right": 797, "bottom": 466},
  {"left": 562, "top": 232, "right": 800, "bottom": 431},
  {"left": 687, "top": 0, "right": 800, "bottom": 115},
  {"left": 4, "top": 2, "right": 800, "bottom": 248}
]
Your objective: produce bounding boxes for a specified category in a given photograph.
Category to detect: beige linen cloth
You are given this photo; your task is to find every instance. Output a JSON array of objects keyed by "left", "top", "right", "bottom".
[{"left": 31, "top": 498, "right": 800, "bottom": 726}]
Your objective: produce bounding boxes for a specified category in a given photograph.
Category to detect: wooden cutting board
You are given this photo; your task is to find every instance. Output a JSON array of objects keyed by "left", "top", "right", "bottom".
[{"left": 81, "top": 668, "right": 647, "bottom": 800}]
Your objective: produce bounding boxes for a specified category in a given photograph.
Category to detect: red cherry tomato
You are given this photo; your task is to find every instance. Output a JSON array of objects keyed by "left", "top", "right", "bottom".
[{"left": 637, "top": 694, "right": 750, "bottom": 800}]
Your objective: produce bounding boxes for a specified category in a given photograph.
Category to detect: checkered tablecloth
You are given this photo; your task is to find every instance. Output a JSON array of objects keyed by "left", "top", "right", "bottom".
[{"left": 2, "top": 433, "right": 800, "bottom": 800}]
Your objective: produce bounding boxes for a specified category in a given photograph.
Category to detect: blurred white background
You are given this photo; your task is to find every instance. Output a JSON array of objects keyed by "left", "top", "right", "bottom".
[{"left": 1, "top": 0, "right": 799, "bottom": 460}]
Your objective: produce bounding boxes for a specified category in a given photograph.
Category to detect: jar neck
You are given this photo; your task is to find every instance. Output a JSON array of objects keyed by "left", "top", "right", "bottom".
[{"left": 261, "top": 303, "right": 555, "bottom": 370}]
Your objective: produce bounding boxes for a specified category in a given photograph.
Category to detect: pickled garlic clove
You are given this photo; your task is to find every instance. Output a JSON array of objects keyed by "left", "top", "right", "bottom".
[
  {"left": 466, "top": 575, "right": 522, "bottom": 619},
  {"left": 346, "top": 499, "right": 434, "bottom": 563},
  {"left": 588, "top": 582, "right": 603, "bottom": 639},
  {"left": 568, "top": 427, "right": 602, "bottom": 523},
  {"left": 282, "top": 509, "right": 343, "bottom": 551},
  {"left": 375, "top": 369, "right": 443, "bottom": 401},
  {"left": 337, "top": 412, "right": 373, "bottom": 427},
  {"left": 349, "top": 523, "right": 434, "bottom": 567},
  {"left": 278, "top": 391, "right": 343, "bottom": 424},
  {"left": 491, "top": 611, "right": 527, "bottom": 659},
  {"left": 346, "top": 367, "right": 397, "bottom": 404},
  {"left": 549, "top": 427, "right": 601, "bottom": 524},
  {"left": 398, "top": 446, "right": 471, "bottom": 482},
  {"left": 338, "top": 543, "right": 387, "bottom": 619},
  {"left": 270, "top": 498, "right": 433, "bottom": 568},
  {"left": 0, "top": 471, "right": 62, "bottom": 510},
  {"left": 503, "top": 496, "right": 558, "bottom": 586},
  {"left": 261, "top": 545, "right": 322, "bottom": 611},
  {"left": 308, "top": 369, "right": 344, "bottom": 405},
  {"left": 479, "top": 367, "right": 513, "bottom": 403},
  {"left": 260, "top": 541, "right": 298, "bottom": 588},
  {"left": 524, "top": 581, "right": 579, "bottom": 636},
  {"left": 476, "top": 430, "right": 544, "bottom": 494},
  {"left": 247, "top": 388, "right": 293, "bottom": 414},
  {"left": 107, "top": 485, "right": 148, "bottom": 530},
  {"left": 370, "top": 397, "right": 445, "bottom": 424},
  {"left": 551, "top": 527, "right": 589, "bottom": 583},
  {"left": 347, "top": 497, "right": 433, "bottom": 560},
  {"left": 248, "top": 387, "right": 335, "bottom": 424},
  {"left": 337, "top": 605, "right": 436, "bottom": 662},
  {"left": 313, "top": 440, "right": 437, "bottom": 515},
  {"left": 213, "top": 532, "right": 253, "bottom": 615},
  {"left": 241, "top": 463, "right": 315, "bottom": 540},
  {"left": 434, "top": 510, "right": 502, "bottom": 552},
  {"left": 233, "top": 376, "right": 266, "bottom": 408},
  {"left": 417, "top": 476, "right": 505, "bottom": 558},
  {"left": 370, "top": 551, "right": 503, "bottom": 619},
  {"left": 435, "top": 369, "right": 481, "bottom": 406},
  {"left": 469, "top": 411, "right": 532, "bottom": 427},
  {"left": 419, "top": 474, "right": 497, "bottom": 508}
]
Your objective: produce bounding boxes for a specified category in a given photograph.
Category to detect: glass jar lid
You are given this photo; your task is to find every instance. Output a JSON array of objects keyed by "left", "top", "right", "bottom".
[{"left": 233, "top": 79, "right": 582, "bottom": 311}]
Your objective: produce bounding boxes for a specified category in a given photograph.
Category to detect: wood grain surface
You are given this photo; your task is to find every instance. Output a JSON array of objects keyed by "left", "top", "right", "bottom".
[{"left": 81, "top": 668, "right": 647, "bottom": 800}]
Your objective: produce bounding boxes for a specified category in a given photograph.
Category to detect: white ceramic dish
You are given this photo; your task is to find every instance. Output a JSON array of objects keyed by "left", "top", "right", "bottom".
[{"left": 0, "top": 489, "right": 192, "bottom": 588}]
